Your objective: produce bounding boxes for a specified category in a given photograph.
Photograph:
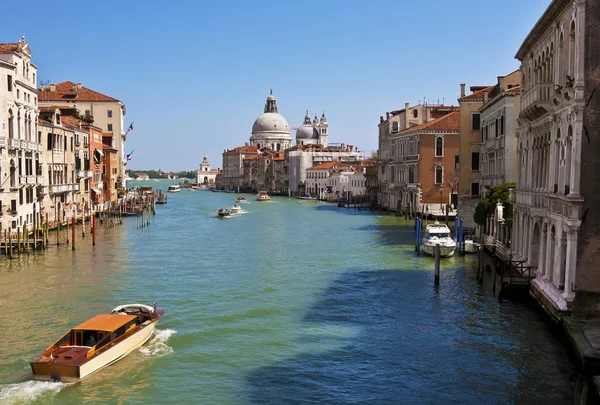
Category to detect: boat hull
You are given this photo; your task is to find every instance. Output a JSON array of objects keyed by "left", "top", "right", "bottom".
[
  {"left": 31, "top": 319, "right": 158, "bottom": 382},
  {"left": 421, "top": 243, "right": 456, "bottom": 258},
  {"left": 463, "top": 240, "right": 479, "bottom": 254}
]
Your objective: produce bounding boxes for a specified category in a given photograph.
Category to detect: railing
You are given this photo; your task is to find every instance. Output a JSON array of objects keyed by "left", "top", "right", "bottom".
[
  {"left": 9, "top": 138, "right": 20, "bottom": 149},
  {"left": 53, "top": 149, "right": 63, "bottom": 158},
  {"left": 36, "top": 176, "right": 43, "bottom": 184},
  {"left": 28, "top": 141, "right": 38, "bottom": 151},
  {"left": 37, "top": 144, "right": 43, "bottom": 153},
  {"left": 20, "top": 140, "right": 28, "bottom": 149},
  {"left": 49, "top": 184, "right": 80, "bottom": 193},
  {"left": 27, "top": 176, "right": 36, "bottom": 184},
  {"left": 77, "top": 171, "right": 86, "bottom": 179},
  {"left": 75, "top": 140, "right": 81, "bottom": 147},
  {"left": 514, "top": 190, "right": 547, "bottom": 208},
  {"left": 19, "top": 175, "right": 27, "bottom": 185},
  {"left": 39, "top": 185, "right": 48, "bottom": 195},
  {"left": 87, "top": 170, "right": 93, "bottom": 178},
  {"left": 521, "top": 83, "right": 553, "bottom": 112},
  {"left": 0, "top": 136, "right": 6, "bottom": 147}
]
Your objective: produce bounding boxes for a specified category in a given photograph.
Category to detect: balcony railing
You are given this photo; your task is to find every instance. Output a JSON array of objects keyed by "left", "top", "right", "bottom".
[
  {"left": 9, "top": 138, "right": 20, "bottom": 149},
  {"left": 514, "top": 190, "right": 547, "bottom": 209},
  {"left": 36, "top": 175, "right": 43, "bottom": 184},
  {"left": 53, "top": 149, "right": 63, "bottom": 158},
  {"left": 520, "top": 83, "right": 553, "bottom": 121},
  {"left": 19, "top": 175, "right": 27, "bottom": 185},
  {"left": 37, "top": 144, "right": 43, "bottom": 153},
  {"left": 0, "top": 136, "right": 7, "bottom": 148},
  {"left": 77, "top": 170, "right": 86, "bottom": 179},
  {"left": 38, "top": 185, "right": 48, "bottom": 195},
  {"left": 20, "top": 140, "right": 27, "bottom": 149},
  {"left": 87, "top": 170, "right": 93, "bottom": 178},
  {"left": 49, "top": 183, "right": 80, "bottom": 193},
  {"left": 27, "top": 176, "right": 36, "bottom": 184}
]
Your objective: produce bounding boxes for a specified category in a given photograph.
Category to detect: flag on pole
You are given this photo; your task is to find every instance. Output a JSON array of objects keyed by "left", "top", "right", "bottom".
[
  {"left": 128, "top": 122, "right": 134, "bottom": 131},
  {"left": 126, "top": 150, "right": 135, "bottom": 161}
]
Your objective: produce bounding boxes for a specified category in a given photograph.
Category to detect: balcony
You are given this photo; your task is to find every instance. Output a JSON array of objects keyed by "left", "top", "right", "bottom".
[
  {"left": 547, "top": 193, "right": 584, "bottom": 220},
  {"left": 77, "top": 170, "right": 86, "bottom": 179},
  {"left": 87, "top": 170, "right": 93, "bottom": 178},
  {"left": 49, "top": 183, "right": 80, "bottom": 193},
  {"left": 9, "top": 138, "right": 20, "bottom": 150},
  {"left": 75, "top": 140, "right": 81, "bottom": 147},
  {"left": 53, "top": 149, "right": 63, "bottom": 158},
  {"left": 20, "top": 140, "right": 27, "bottom": 149},
  {"left": 38, "top": 185, "right": 48, "bottom": 196},
  {"left": 27, "top": 176, "right": 36, "bottom": 184},
  {"left": 36, "top": 175, "right": 43, "bottom": 184},
  {"left": 520, "top": 84, "right": 553, "bottom": 122},
  {"left": 37, "top": 144, "right": 43, "bottom": 153},
  {"left": 28, "top": 141, "right": 38, "bottom": 151},
  {"left": 0, "top": 136, "right": 6, "bottom": 148},
  {"left": 514, "top": 190, "right": 547, "bottom": 209},
  {"left": 19, "top": 175, "right": 27, "bottom": 185}
]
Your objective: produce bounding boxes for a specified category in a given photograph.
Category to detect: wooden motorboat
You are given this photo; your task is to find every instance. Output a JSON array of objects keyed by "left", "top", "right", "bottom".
[
  {"left": 217, "top": 208, "right": 231, "bottom": 218},
  {"left": 30, "top": 304, "right": 164, "bottom": 382},
  {"left": 256, "top": 191, "right": 270, "bottom": 202}
]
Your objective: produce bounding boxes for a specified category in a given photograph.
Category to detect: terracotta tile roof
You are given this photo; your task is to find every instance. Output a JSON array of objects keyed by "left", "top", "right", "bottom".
[
  {"left": 38, "top": 105, "right": 75, "bottom": 112},
  {"left": 505, "top": 85, "right": 521, "bottom": 93},
  {"left": 307, "top": 161, "right": 348, "bottom": 170},
  {"left": 39, "top": 81, "right": 120, "bottom": 102},
  {"left": 60, "top": 115, "right": 89, "bottom": 131},
  {"left": 225, "top": 145, "right": 258, "bottom": 153},
  {"left": 397, "top": 111, "right": 460, "bottom": 134},
  {"left": 0, "top": 43, "right": 27, "bottom": 53},
  {"left": 459, "top": 86, "right": 494, "bottom": 101},
  {"left": 243, "top": 155, "right": 260, "bottom": 160}
]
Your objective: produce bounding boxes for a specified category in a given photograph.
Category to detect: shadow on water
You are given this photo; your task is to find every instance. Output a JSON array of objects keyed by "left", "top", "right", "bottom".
[
  {"left": 244, "top": 268, "right": 575, "bottom": 405},
  {"left": 353, "top": 224, "right": 415, "bottom": 246},
  {"left": 313, "top": 204, "right": 378, "bottom": 216}
]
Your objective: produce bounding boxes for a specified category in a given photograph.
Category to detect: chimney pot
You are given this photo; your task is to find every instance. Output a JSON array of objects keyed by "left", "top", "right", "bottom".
[
  {"left": 460, "top": 83, "right": 466, "bottom": 98},
  {"left": 77, "top": 82, "right": 82, "bottom": 90},
  {"left": 483, "top": 91, "right": 489, "bottom": 103},
  {"left": 50, "top": 84, "right": 56, "bottom": 92},
  {"left": 386, "top": 112, "right": 390, "bottom": 120},
  {"left": 380, "top": 116, "right": 384, "bottom": 123}
]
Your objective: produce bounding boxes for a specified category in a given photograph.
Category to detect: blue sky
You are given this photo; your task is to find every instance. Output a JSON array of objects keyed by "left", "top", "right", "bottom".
[{"left": 3, "top": 0, "right": 550, "bottom": 171}]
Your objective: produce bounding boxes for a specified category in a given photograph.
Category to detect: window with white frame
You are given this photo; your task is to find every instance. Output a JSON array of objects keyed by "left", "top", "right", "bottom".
[
  {"left": 435, "top": 166, "right": 443, "bottom": 185},
  {"left": 435, "top": 136, "right": 443, "bottom": 157}
]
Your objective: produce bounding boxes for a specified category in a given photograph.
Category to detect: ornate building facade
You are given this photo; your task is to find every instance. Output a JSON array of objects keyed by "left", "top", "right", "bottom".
[{"left": 512, "top": 0, "right": 587, "bottom": 318}]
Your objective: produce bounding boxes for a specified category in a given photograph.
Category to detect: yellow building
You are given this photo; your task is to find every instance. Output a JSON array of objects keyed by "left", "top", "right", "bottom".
[{"left": 456, "top": 84, "right": 493, "bottom": 229}]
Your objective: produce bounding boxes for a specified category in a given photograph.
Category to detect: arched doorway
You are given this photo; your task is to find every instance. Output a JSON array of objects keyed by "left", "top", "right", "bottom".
[{"left": 530, "top": 221, "right": 541, "bottom": 267}]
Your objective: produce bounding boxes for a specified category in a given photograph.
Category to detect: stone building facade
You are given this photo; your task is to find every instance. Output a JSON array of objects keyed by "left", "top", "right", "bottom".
[{"left": 512, "top": 0, "right": 587, "bottom": 318}]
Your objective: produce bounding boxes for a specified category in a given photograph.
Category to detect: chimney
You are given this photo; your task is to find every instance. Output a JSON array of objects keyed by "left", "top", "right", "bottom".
[
  {"left": 40, "top": 83, "right": 45, "bottom": 91},
  {"left": 380, "top": 116, "right": 384, "bottom": 123},
  {"left": 483, "top": 91, "right": 489, "bottom": 104},
  {"left": 405, "top": 102, "right": 410, "bottom": 129},
  {"left": 385, "top": 112, "right": 390, "bottom": 120},
  {"left": 50, "top": 84, "right": 56, "bottom": 92},
  {"left": 460, "top": 83, "right": 466, "bottom": 98},
  {"left": 77, "top": 82, "right": 82, "bottom": 90}
]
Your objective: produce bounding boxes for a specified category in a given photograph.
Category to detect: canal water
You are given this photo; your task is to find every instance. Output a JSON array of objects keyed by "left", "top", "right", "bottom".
[{"left": 0, "top": 181, "right": 576, "bottom": 404}]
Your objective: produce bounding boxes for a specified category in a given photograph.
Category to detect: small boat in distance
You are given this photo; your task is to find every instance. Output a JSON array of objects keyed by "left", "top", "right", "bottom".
[
  {"left": 256, "top": 191, "right": 271, "bottom": 202},
  {"left": 236, "top": 196, "right": 247, "bottom": 203},
  {"left": 294, "top": 196, "right": 318, "bottom": 200},
  {"left": 30, "top": 304, "right": 163, "bottom": 382},
  {"left": 156, "top": 190, "right": 167, "bottom": 204},
  {"left": 230, "top": 204, "right": 243, "bottom": 215},
  {"left": 217, "top": 208, "right": 231, "bottom": 218},
  {"left": 167, "top": 185, "right": 181, "bottom": 193},
  {"left": 421, "top": 222, "right": 457, "bottom": 258},
  {"left": 463, "top": 233, "right": 480, "bottom": 253}
]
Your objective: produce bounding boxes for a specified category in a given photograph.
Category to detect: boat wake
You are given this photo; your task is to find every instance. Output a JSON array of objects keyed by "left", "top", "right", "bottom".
[
  {"left": 139, "top": 328, "right": 176, "bottom": 358},
  {"left": 0, "top": 380, "right": 73, "bottom": 404}
]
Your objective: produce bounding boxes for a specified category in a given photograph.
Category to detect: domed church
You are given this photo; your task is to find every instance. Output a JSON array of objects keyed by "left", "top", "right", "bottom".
[
  {"left": 249, "top": 90, "right": 292, "bottom": 151},
  {"left": 295, "top": 111, "right": 328, "bottom": 147}
]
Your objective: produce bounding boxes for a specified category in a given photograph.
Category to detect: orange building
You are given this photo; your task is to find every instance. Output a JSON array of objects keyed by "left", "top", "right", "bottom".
[
  {"left": 392, "top": 111, "right": 460, "bottom": 216},
  {"left": 87, "top": 124, "right": 105, "bottom": 208},
  {"left": 102, "top": 133, "right": 118, "bottom": 206}
]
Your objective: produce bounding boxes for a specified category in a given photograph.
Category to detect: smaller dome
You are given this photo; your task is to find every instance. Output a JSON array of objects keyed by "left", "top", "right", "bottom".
[
  {"left": 296, "top": 125, "right": 319, "bottom": 139},
  {"left": 320, "top": 113, "right": 327, "bottom": 123},
  {"left": 267, "top": 94, "right": 275, "bottom": 101},
  {"left": 312, "top": 115, "right": 318, "bottom": 125}
]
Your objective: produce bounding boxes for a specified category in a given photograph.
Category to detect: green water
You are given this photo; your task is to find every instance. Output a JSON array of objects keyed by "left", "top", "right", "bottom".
[{"left": 0, "top": 180, "right": 576, "bottom": 404}]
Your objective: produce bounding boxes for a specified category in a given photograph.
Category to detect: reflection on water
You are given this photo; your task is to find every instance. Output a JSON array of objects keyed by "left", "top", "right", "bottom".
[{"left": 0, "top": 181, "right": 576, "bottom": 404}]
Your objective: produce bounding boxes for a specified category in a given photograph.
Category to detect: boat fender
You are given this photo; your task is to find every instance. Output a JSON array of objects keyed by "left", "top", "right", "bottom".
[{"left": 51, "top": 373, "right": 62, "bottom": 383}]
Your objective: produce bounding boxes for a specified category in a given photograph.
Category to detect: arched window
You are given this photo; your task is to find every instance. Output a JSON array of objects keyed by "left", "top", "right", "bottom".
[
  {"left": 435, "top": 136, "right": 443, "bottom": 157},
  {"left": 10, "top": 160, "right": 16, "bottom": 188},
  {"left": 413, "top": 109, "right": 418, "bottom": 119},
  {"left": 435, "top": 166, "right": 443, "bottom": 185},
  {"left": 276, "top": 143, "right": 281, "bottom": 151},
  {"left": 569, "top": 21, "right": 576, "bottom": 80},
  {"left": 8, "top": 109, "right": 13, "bottom": 139}
]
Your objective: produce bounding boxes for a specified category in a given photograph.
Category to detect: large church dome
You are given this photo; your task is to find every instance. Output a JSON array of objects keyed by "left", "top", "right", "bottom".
[{"left": 251, "top": 91, "right": 290, "bottom": 136}]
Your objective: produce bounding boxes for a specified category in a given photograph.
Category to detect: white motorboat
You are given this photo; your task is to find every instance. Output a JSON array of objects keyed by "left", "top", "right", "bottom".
[
  {"left": 421, "top": 222, "right": 457, "bottom": 257},
  {"left": 167, "top": 185, "right": 181, "bottom": 193},
  {"left": 230, "top": 204, "right": 243, "bottom": 215},
  {"left": 30, "top": 304, "right": 163, "bottom": 382},
  {"left": 256, "top": 191, "right": 270, "bottom": 201}
]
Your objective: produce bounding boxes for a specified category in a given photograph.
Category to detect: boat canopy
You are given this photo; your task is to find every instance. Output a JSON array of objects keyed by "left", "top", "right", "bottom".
[
  {"left": 426, "top": 224, "right": 451, "bottom": 234},
  {"left": 73, "top": 314, "right": 137, "bottom": 332}
]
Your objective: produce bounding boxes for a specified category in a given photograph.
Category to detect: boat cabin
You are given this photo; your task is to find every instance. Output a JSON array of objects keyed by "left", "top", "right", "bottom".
[{"left": 424, "top": 224, "right": 451, "bottom": 239}]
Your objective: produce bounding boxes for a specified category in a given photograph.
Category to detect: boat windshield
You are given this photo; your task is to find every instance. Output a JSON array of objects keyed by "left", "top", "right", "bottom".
[{"left": 435, "top": 233, "right": 450, "bottom": 238}]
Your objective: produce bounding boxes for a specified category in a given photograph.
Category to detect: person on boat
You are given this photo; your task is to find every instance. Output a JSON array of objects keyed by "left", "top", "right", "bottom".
[{"left": 86, "top": 334, "right": 96, "bottom": 347}]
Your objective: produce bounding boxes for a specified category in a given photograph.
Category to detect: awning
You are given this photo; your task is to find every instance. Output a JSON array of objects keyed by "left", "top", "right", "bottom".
[
  {"left": 95, "top": 149, "right": 105, "bottom": 158},
  {"left": 92, "top": 188, "right": 101, "bottom": 194}
]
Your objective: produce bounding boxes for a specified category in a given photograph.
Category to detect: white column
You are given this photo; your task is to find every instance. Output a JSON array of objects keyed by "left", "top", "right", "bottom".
[
  {"left": 552, "top": 226, "right": 563, "bottom": 286},
  {"left": 545, "top": 224, "right": 554, "bottom": 279},
  {"left": 562, "top": 229, "right": 577, "bottom": 299},
  {"left": 570, "top": 123, "right": 582, "bottom": 195},
  {"left": 538, "top": 224, "right": 546, "bottom": 277}
]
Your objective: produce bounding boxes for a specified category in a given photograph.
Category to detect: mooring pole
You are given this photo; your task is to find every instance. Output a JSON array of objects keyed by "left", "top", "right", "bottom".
[
  {"left": 434, "top": 244, "right": 441, "bottom": 286},
  {"left": 92, "top": 214, "right": 96, "bottom": 246},
  {"left": 71, "top": 217, "right": 76, "bottom": 251}
]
